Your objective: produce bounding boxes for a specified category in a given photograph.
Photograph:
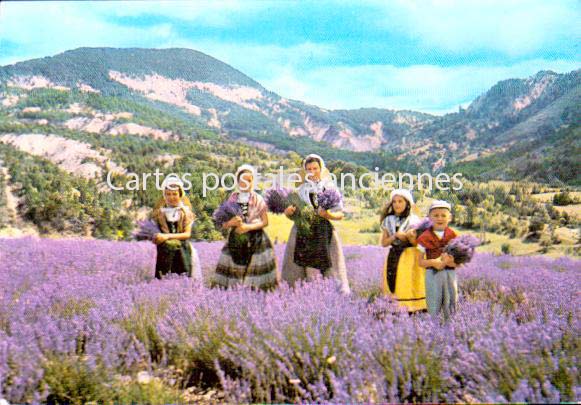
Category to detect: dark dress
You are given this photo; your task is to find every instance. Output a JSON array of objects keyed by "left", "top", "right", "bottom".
[
  {"left": 281, "top": 181, "right": 351, "bottom": 294},
  {"left": 385, "top": 221, "right": 413, "bottom": 293},
  {"left": 154, "top": 220, "right": 196, "bottom": 279},
  {"left": 293, "top": 191, "right": 334, "bottom": 272}
]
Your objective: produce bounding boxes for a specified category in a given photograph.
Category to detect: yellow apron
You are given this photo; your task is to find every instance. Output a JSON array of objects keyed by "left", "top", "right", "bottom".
[{"left": 382, "top": 246, "right": 427, "bottom": 312}]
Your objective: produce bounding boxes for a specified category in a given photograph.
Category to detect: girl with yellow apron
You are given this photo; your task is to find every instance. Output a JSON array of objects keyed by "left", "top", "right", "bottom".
[{"left": 380, "top": 189, "right": 426, "bottom": 312}]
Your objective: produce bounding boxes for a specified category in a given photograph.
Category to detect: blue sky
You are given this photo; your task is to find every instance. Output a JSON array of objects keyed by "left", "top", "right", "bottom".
[{"left": 0, "top": 0, "right": 579, "bottom": 114}]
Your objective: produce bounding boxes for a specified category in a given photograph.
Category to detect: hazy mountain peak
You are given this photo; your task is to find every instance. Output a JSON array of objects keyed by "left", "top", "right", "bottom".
[
  {"left": 0, "top": 48, "right": 578, "bottom": 166},
  {"left": 1, "top": 47, "right": 264, "bottom": 90}
]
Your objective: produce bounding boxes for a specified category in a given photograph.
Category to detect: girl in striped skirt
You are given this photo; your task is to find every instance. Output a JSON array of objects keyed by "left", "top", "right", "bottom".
[{"left": 212, "top": 164, "right": 279, "bottom": 291}]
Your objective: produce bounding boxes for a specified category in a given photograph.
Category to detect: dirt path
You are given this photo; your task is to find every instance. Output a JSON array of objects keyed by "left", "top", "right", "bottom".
[{"left": 0, "top": 161, "right": 38, "bottom": 237}]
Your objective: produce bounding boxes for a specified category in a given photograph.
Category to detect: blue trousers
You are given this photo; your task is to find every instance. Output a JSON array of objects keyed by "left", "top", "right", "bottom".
[{"left": 425, "top": 268, "right": 458, "bottom": 320}]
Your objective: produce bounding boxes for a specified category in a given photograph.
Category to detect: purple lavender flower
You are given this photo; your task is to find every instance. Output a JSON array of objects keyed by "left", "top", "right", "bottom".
[
  {"left": 132, "top": 220, "right": 161, "bottom": 241},
  {"left": 317, "top": 188, "right": 342, "bottom": 211},
  {"left": 264, "top": 187, "right": 292, "bottom": 214},
  {"left": 444, "top": 234, "right": 481, "bottom": 265},
  {"left": 412, "top": 217, "right": 433, "bottom": 234},
  {"left": 0, "top": 236, "right": 579, "bottom": 404},
  {"left": 212, "top": 200, "right": 243, "bottom": 228}
]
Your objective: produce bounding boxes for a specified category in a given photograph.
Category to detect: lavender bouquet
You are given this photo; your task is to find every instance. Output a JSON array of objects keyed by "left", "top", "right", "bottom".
[
  {"left": 444, "top": 234, "right": 481, "bottom": 265},
  {"left": 264, "top": 187, "right": 313, "bottom": 235},
  {"left": 286, "top": 191, "right": 315, "bottom": 236},
  {"left": 212, "top": 200, "right": 248, "bottom": 246},
  {"left": 212, "top": 200, "right": 243, "bottom": 228},
  {"left": 317, "top": 188, "right": 342, "bottom": 211},
  {"left": 132, "top": 219, "right": 161, "bottom": 241},
  {"left": 264, "top": 187, "right": 292, "bottom": 214},
  {"left": 264, "top": 187, "right": 342, "bottom": 236},
  {"left": 411, "top": 217, "right": 433, "bottom": 235},
  {"left": 132, "top": 219, "right": 182, "bottom": 250}
]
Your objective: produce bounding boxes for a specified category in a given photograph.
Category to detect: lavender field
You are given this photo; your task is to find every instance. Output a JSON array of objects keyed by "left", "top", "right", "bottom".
[{"left": 0, "top": 237, "right": 579, "bottom": 404}]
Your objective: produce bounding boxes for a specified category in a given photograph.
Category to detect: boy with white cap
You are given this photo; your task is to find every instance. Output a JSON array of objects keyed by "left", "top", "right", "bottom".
[{"left": 416, "top": 200, "right": 458, "bottom": 320}]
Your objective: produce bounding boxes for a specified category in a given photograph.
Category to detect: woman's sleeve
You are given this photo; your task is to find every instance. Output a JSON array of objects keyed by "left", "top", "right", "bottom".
[
  {"left": 151, "top": 208, "right": 161, "bottom": 224},
  {"left": 380, "top": 217, "right": 389, "bottom": 232},
  {"left": 255, "top": 194, "right": 268, "bottom": 217},
  {"left": 181, "top": 207, "right": 195, "bottom": 227}
]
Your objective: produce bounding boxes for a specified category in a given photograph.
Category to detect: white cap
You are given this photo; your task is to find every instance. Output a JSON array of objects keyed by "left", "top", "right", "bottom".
[
  {"left": 390, "top": 188, "right": 414, "bottom": 205},
  {"left": 161, "top": 175, "right": 184, "bottom": 191},
  {"left": 303, "top": 153, "right": 325, "bottom": 170},
  {"left": 235, "top": 164, "right": 256, "bottom": 180},
  {"left": 429, "top": 200, "right": 452, "bottom": 211}
]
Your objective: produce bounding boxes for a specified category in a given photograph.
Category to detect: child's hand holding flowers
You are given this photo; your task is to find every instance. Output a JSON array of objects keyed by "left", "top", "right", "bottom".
[
  {"left": 234, "top": 223, "right": 251, "bottom": 234},
  {"left": 154, "top": 233, "right": 169, "bottom": 245},
  {"left": 317, "top": 207, "right": 331, "bottom": 219},
  {"left": 440, "top": 252, "right": 457, "bottom": 268},
  {"left": 395, "top": 230, "right": 408, "bottom": 241}
]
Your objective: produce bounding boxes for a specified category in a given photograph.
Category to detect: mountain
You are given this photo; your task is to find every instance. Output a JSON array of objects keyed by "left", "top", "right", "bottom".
[
  {"left": 392, "top": 70, "right": 580, "bottom": 173},
  {"left": 0, "top": 47, "right": 263, "bottom": 90},
  {"left": 451, "top": 123, "right": 580, "bottom": 185},
  {"left": 0, "top": 47, "right": 579, "bottom": 240},
  {"left": 0, "top": 47, "right": 579, "bottom": 185},
  {"left": 0, "top": 47, "right": 436, "bottom": 153}
]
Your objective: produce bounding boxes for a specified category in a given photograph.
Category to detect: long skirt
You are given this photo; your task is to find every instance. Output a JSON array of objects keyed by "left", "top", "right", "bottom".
[
  {"left": 382, "top": 246, "right": 426, "bottom": 312},
  {"left": 281, "top": 224, "right": 350, "bottom": 294},
  {"left": 213, "top": 229, "right": 278, "bottom": 291},
  {"left": 155, "top": 240, "right": 202, "bottom": 281}
]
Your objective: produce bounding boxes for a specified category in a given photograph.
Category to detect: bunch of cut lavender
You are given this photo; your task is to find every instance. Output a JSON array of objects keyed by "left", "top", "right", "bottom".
[
  {"left": 444, "top": 234, "right": 481, "bottom": 265},
  {"left": 286, "top": 191, "right": 315, "bottom": 236},
  {"left": 265, "top": 187, "right": 342, "bottom": 236},
  {"left": 132, "top": 220, "right": 161, "bottom": 241},
  {"left": 134, "top": 219, "right": 182, "bottom": 250},
  {"left": 212, "top": 200, "right": 249, "bottom": 245},
  {"left": 317, "top": 188, "right": 342, "bottom": 211},
  {"left": 411, "top": 217, "right": 433, "bottom": 235},
  {"left": 212, "top": 200, "right": 243, "bottom": 228},
  {"left": 264, "top": 187, "right": 292, "bottom": 214}
]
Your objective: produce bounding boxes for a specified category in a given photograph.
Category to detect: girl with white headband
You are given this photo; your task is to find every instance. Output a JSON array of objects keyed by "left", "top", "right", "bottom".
[
  {"left": 152, "top": 175, "right": 202, "bottom": 280},
  {"left": 281, "top": 154, "right": 350, "bottom": 294},
  {"left": 379, "top": 189, "right": 425, "bottom": 312},
  {"left": 213, "top": 164, "right": 278, "bottom": 290}
]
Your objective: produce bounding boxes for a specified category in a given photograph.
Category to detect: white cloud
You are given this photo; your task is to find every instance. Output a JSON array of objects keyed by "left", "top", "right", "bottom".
[
  {"left": 93, "top": 0, "right": 272, "bottom": 26},
  {"left": 153, "top": 38, "right": 581, "bottom": 114},
  {"left": 258, "top": 59, "right": 580, "bottom": 114},
  {"left": 0, "top": 0, "right": 578, "bottom": 114},
  {"left": 0, "top": 1, "right": 288, "bottom": 67},
  {"left": 157, "top": 38, "right": 336, "bottom": 82},
  {"left": 372, "top": 0, "right": 580, "bottom": 56},
  {"left": 0, "top": 2, "right": 178, "bottom": 66}
]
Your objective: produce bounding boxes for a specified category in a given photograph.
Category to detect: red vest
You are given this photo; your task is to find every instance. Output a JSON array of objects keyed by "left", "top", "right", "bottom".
[{"left": 417, "top": 227, "right": 457, "bottom": 259}]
